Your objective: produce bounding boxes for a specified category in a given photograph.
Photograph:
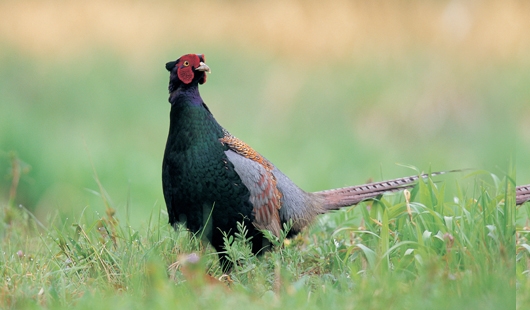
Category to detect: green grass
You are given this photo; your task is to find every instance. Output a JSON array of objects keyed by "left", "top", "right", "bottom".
[{"left": 1, "top": 170, "right": 515, "bottom": 309}]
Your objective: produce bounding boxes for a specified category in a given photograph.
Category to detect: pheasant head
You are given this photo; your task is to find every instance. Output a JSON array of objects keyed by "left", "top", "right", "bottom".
[{"left": 166, "top": 54, "right": 210, "bottom": 92}]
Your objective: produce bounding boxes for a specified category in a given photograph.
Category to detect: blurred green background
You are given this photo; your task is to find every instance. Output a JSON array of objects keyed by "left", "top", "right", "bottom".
[{"left": 0, "top": 0, "right": 527, "bottom": 227}]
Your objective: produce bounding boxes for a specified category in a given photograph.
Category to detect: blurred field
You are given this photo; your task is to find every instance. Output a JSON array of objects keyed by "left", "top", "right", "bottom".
[{"left": 0, "top": 0, "right": 526, "bottom": 224}]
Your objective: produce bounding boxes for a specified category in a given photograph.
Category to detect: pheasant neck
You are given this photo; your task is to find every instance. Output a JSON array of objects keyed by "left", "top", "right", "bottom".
[{"left": 169, "top": 83, "right": 203, "bottom": 107}]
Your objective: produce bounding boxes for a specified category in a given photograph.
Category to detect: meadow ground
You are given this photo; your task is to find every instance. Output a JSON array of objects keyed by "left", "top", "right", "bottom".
[{"left": 1, "top": 172, "right": 518, "bottom": 309}]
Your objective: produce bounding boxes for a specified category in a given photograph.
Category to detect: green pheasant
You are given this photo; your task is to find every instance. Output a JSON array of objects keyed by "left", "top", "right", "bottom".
[{"left": 162, "top": 53, "right": 447, "bottom": 258}]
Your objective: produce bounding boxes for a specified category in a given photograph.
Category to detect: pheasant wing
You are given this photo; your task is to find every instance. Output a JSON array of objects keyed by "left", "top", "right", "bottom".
[{"left": 221, "top": 133, "right": 283, "bottom": 237}]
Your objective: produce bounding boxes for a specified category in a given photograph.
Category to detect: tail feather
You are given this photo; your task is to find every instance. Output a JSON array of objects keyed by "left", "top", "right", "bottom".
[
  {"left": 315, "top": 171, "right": 452, "bottom": 210},
  {"left": 517, "top": 185, "right": 530, "bottom": 205}
]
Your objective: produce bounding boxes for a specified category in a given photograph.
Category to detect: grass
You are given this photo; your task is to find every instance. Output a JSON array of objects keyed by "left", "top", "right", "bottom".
[{"left": 1, "top": 168, "right": 516, "bottom": 309}]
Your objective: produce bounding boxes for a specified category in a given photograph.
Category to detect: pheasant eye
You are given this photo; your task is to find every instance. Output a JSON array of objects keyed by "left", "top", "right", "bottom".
[{"left": 183, "top": 61, "right": 190, "bottom": 67}]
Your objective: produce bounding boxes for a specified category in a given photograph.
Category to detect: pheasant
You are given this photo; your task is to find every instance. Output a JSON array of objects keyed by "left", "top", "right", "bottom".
[
  {"left": 162, "top": 53, "right": 445, "bottom": 257},
  {"left": 517, "top": 185, "right": 530, "bottom": 205}
]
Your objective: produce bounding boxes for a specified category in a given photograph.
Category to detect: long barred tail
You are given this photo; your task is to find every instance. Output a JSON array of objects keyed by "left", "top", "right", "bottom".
[
  {"left": 315, "top": 171, "right": 455, "bottom": 210},
  {"left": 517, "top": 185, "right": 530, "bottom": 205}
]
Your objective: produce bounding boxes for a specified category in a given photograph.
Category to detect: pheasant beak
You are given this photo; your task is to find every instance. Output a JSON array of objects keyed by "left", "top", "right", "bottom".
[{"left": 195, "top": 62, "right": 211, "bottom": 73}]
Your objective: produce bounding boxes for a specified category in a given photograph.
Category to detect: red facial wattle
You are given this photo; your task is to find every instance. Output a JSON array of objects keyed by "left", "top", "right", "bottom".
[
  {"left": 177, "top": 56, "right": 196, "bottom": 84},
  {"left": 176, "top": 54, "right": 208, "bottom": 85}
]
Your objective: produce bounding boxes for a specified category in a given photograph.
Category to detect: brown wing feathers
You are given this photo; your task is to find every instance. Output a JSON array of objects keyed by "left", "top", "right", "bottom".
[{"left": 221, "top": 132, "right": 283, "bottom": 236}]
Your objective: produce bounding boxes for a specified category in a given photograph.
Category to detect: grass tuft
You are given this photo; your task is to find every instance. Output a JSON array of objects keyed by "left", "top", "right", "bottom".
[{"left": 2, "top": 171, "right": 515, "bottom": 309}]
